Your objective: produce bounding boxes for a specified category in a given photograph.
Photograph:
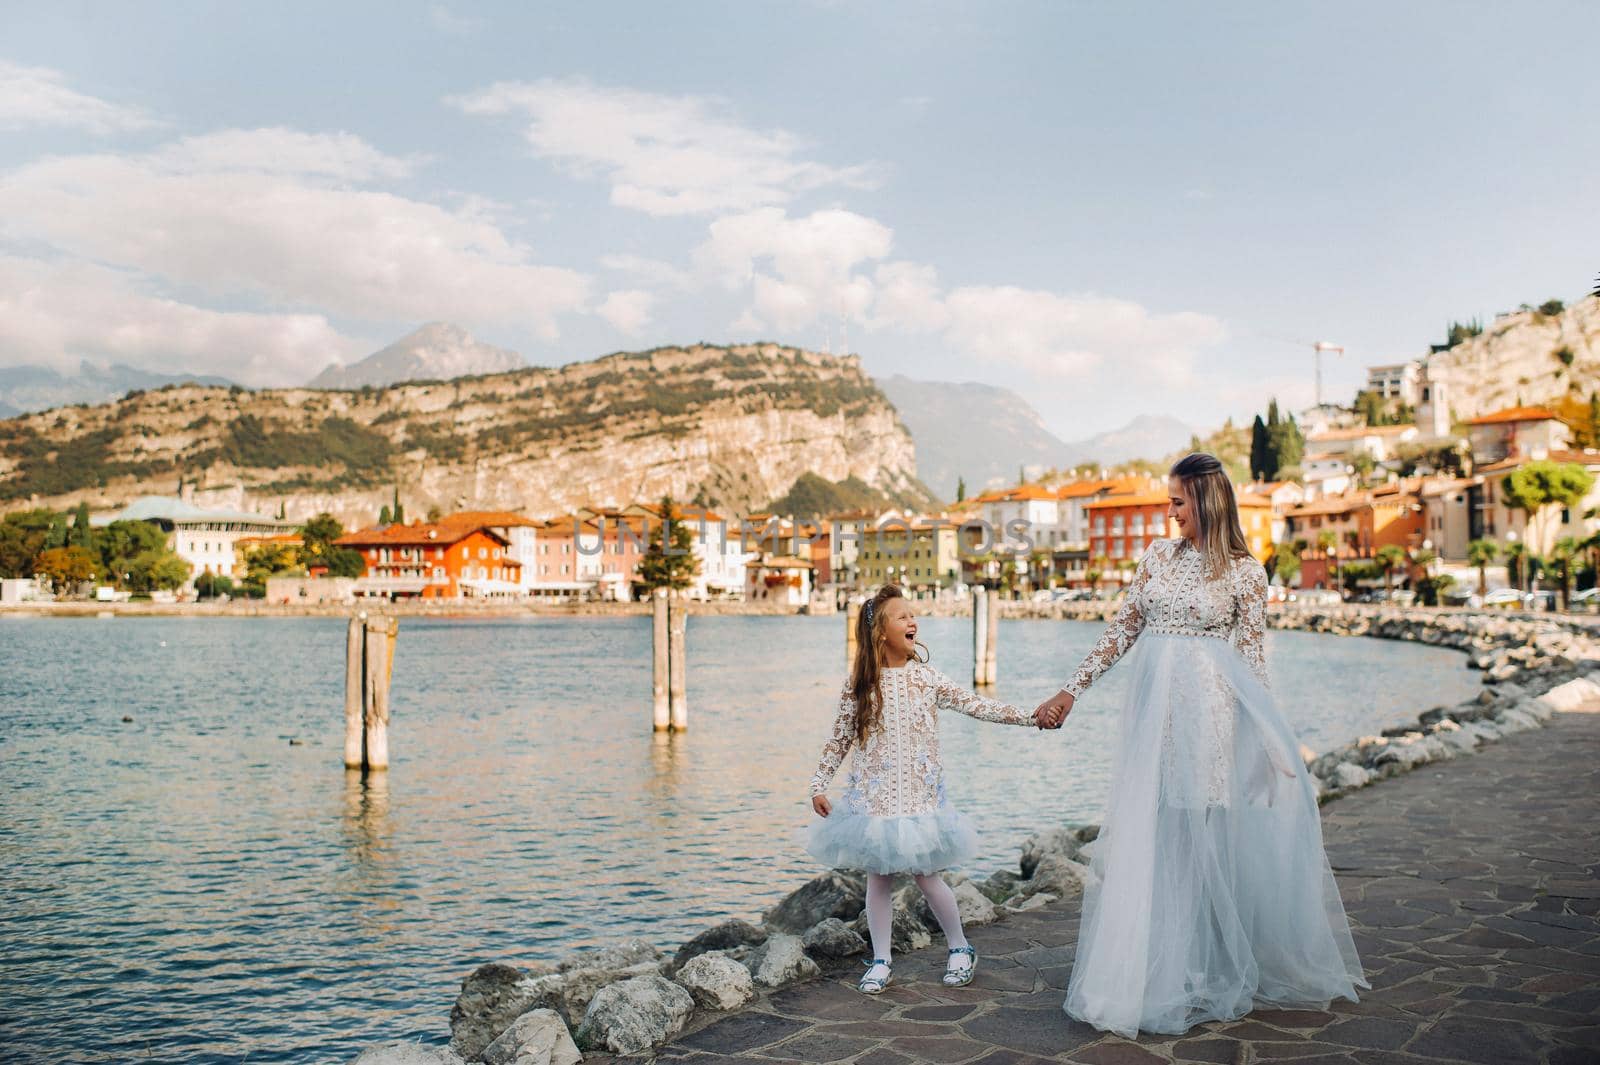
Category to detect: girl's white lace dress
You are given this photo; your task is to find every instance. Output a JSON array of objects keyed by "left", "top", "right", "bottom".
[
  {"left": 808, "top": 663, "right": 1033, "bottom": 875},
  {"left": 1062, "top": 537, "right": 1367, "bottom": 1038}
]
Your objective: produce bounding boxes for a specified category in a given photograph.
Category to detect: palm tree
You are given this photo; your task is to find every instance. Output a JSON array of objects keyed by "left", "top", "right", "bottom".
[
  {"left": 1316, "top": 529, "right": 1340, "bottom": 591},
  {"left": 1466, "top": 538, "right": 1498, "bottom": 599},
  {"left": 1375, "top": 545, "right": 1408, "bottom": 599},
  {"left": 1503, "top": 541, "right": 1528, "bottom": 593},
  {"left": 1550, "top": 537, "right": 1579, "bottom": 610}
]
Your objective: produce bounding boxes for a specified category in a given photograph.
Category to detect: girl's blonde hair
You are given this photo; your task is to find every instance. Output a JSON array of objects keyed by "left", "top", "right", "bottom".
[
  {"left": 849, "top": 584, "right": 927, "bottom": 746},
  {"left": 1169, "top": 452, "right": 1251, "bottom": 579}
]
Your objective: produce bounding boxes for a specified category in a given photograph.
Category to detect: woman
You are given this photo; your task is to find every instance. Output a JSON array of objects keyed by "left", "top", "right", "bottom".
[{"left": 1035, "top": 453, "right": 1367, "bottom": 1038}]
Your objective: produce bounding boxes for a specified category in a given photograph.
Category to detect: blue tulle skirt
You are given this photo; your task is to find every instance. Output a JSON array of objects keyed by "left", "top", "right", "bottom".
[
  {"left": 1065, "top": 632, "right": 1368, "bottom": 1038},
  {"left": 807, "top": 802, "right": 978, "bottom": 875}
]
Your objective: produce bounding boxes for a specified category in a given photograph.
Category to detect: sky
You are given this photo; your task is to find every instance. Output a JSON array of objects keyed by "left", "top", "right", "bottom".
[{"left": 1, "top": 1, "right": 1595, "bottom": 438}]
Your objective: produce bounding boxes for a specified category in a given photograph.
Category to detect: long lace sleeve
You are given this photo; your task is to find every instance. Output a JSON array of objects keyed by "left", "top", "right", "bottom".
[
  {"left": 1230, "top": 557, "right": 1270, "bottom": 687},
  {"left": 930, "top": 669, "right": 1033, "bottom": 726},
  {"left": 1061, "top": 550, "right": 1153, "bottom": 697},
  {"left": 809, "top": 683, "right": 857, "bottom": 796}
]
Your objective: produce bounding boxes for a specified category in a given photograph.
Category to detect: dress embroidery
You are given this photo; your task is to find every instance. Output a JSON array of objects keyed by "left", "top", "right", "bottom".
[
  {"left": 1061, "top": 538, "right": 1272, "bottom": 696},
  {"left": 810, "top": 662, "right": 1032, "bottom": 815}
]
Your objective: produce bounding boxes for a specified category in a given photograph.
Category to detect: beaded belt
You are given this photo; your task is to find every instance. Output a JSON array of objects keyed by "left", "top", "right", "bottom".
[{"left": 1147, "top": 624, "right": 1228, "bottom": 640}]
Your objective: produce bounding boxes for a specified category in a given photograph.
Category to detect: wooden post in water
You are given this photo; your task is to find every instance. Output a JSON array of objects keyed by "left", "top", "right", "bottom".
[
  {"left": 983, "top": 588, "right": 1000, "bottom": 685},
  {"left": 652, "top": 589, "right": 670, "bottom": 731},
  {"left": 845, "top": 600, "right": 861, "bottom": 667},
  {"left": 363, "top": 615, "right": 395, "bottom": 771},
  {"left": 668, "top": 598, "right": 688, "bottom": 731},
  {"left": 343, "top": 613, "right": 366, "bottom": 769},
  {"left": 972, "top": 586, "right": 989, "bottom": 686}
]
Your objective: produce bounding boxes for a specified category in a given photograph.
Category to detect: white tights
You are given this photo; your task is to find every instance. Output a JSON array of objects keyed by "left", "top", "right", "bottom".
[{"left": 864, "top": 872, "right": 969, "bottom": 965}]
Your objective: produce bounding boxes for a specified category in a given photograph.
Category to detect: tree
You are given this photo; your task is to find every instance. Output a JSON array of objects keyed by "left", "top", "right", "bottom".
[
  {"left": 1550, "top": 537, "right": 1579, "bottom": 610},
  {"left": 426, "top": 504, "right": 443, "bottom": 522},
  {"left": 34, "top": 546, "right": 97, "bottom": 593},
  {"left": 1501, "top": 460, "right": 1595, "bottom": 561},
  {"left": 955, "top": 477, "right": 966, "bottom": 503},
  {"left": 195, "top": 572, "right": 235, "bottom": 599},
  {"left": 1271, "top": 542, "right": 1301, "bottom": 586},
  {"left": 94, "top": 520, "right": 169, "bottom": 589},
  {"left": 300, "top": 512, "right": 363, "bottom": 578},
  {"left": 1350, "top": 450, "right": 1377, "bottom": 483},
  {"left": 71, "top": 501, "right": 93, "bottom": 549},
  {"left": 1503, "top": 541, "right": 1528, "bottom": 593},
  {"left": 1417, "top": 572, "right": 1455, "bottom": 607},
  {"left": 1267, "top": 410, "right": 1304, "bottom": 478},
  {"left": 1466, "top": 539, "right": 1498, "bottom": 599},
  {"left": 378, "top": 504, "right": 392, "bottom": 526},
  {"left": 391, "top": 486, "right": 405, "bottom": 525},
  {"left": 137, "top": 549, "right": 191, "bottom": 591},
  {"left": 635, "top": 495, "right": 700, "bottom": 593},
  {"left": 0, "top": 508, "right": 58, "bottom": 578},
  {"left": 1375, "top": 545, "right": 1408, "bottom": 598},
  {"left": 1539, "top": 298, "right": 1565, "bottom": 316},
  {"left": 1249, "top": 414, "right": 1270, "bottom": 481}
]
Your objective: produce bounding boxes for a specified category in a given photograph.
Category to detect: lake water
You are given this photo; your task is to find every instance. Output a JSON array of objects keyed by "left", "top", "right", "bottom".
[{"left": 0, "top": 614, "right": 1479, "bottom": 1063}]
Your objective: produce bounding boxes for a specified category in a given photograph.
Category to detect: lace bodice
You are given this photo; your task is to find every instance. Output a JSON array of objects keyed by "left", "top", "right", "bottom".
[
  {"left": 810, "top": 662, "right": 1033, "bottom": 816},
  {"left": 1062, "top": 538, "right": 1269, "bottom": 697}
]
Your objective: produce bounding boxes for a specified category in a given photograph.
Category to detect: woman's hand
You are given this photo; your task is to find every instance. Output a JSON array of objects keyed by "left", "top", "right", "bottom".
[
  {"left": 811, "top": 794, "right": 832, "bottom": 817},
  {"left": 1033, "top": 691, "right": 1074, "bottom": 729}
]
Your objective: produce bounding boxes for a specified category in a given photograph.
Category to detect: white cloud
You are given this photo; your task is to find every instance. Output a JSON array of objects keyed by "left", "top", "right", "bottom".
[
  {"left": 0, "top": 255, "right": 361, "bottom": 385},
  {"left": 451, "top": 79, "right": 881, "bottom": 216},
  {"left": 0, "top": 60, "right": 159, "bottom": 134},
  {"left": 429, "top": 4, "right": 485, "bottom": 35},
  {"left": 869, "top": 261, "right": 949, "bottom": 332},
  {"left": 600, "top": 253, "right": 693, "bottom": 291},
  {"left": 0, "top": 128, "right": 591, "bottom": 335},
  {"left": 597, "top": 289, "right": 656, "bottom": 335}
]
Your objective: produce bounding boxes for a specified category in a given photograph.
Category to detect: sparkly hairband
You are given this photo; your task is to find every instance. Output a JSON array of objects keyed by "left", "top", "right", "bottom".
[{"left": 863, "top": 600, "right": 875, "bottom": 627}]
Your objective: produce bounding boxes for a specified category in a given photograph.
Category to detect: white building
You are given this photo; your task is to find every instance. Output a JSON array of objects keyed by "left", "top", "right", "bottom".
[
  {"left": 1365, "top": 362, "right": 1422, "bottom": 406},
  {"left": 1303, "top": 423, "right": 1419, "bottom": 465},
  {"left": 744, "top": 554, "right": 814, "bottom": 606},
  {"left": 626, "top": 502, "right": 751, "bottom": 600},
  {"left": 93, "top": 496, "right": 293, "bottom": 585}
]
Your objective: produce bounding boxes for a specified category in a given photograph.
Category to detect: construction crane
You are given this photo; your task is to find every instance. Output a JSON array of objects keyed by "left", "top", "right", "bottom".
[{"left": 1312, "top": 341, "right": 1343, "bottom": 408}]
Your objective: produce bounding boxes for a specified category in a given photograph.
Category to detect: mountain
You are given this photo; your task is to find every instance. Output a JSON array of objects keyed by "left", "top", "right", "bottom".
[
  {"left": 0, "top": 360, "right": 236, "bottom": 416},
  {"left": 1, "top": 343, "right": 934, "bottom": 527},
  {"left": 876, "top": 375, "right": 1192, "bottom": 499},
  {"left": 308, "top": 322, "right": 524, "bottom": 389},
  {"left": 1416, "top": 294, "right": 1600, "bottom": 420},
  {"left": 1061, "top": 414, "right": 1196, "bottom": 467}
]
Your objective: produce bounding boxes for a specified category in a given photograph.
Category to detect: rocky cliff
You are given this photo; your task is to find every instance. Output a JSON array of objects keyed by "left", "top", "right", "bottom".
[
  {"left": 0, "top": 343, "right": 931, "bottom": 526},
  {"left": 1422, "top": 295, "right": 1600, "bottom": 421}
]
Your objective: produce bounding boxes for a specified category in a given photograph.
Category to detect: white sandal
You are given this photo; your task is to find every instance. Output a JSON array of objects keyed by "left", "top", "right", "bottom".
[
  {"left": 942, "top": 946, "right": 977, "bottom": 987},
  {"left": 858, "top": 958, "right": 892, "bottom": 995}
]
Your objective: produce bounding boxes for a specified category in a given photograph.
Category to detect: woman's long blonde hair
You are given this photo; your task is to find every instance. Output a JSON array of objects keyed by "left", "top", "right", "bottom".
[
  {"left": 848, "top": 584, "right": 928, "bottom": 745},
  {"left": 1169, "top": 452, "right": 1251, "bottom": 579}
]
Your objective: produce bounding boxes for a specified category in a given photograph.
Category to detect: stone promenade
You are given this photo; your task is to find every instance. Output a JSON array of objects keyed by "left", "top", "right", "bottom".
[{"left": 599, "top": 708, "right": 1600, "bottom": 1065}]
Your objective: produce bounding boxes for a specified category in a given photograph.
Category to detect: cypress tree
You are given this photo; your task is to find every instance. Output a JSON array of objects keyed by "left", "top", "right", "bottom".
[
  {"left": 1249, "top": 415, "right": 1270, "bottom": 481},
  {"left": 72, "top": 501, "right": 93, "bottom": 549}
]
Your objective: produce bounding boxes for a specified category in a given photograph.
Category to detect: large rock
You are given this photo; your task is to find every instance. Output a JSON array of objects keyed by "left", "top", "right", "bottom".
[
  {"left": 523, "top": 961, "right": 662, "bottom": 1028},
  {"left": 801, "top": 917, "right": 867, "bottom": 958},
  {"left": 977, "top": 870, "right": 1022, "bottom": 904},
  {"left": 351, "top": 1043, "right": 465, "bottom": 1065},
  {"left": 1331, "top": 762, "right": 1374, "bottom": 790},
  {"left": 449, "top": 963, "right": 547, "bottom": 1061},
  {"left": 674, "top": 951, "right": 756, "bottom": 1010},
  {"left": 910, "top": 880, "right": 998, "bottom": 930},
  {"left": 575, "top": 974, "right": 694, "bottom": 1057},
  {"left": 1017, "top": 853, "right": 1090, "bottom": 899},
  {"left": 1535, "top": 676, "right": 1600, "bottom": 714},
  {"left": 480, "top": 1010, "right": 581, "bottom": 1065},
  {"left": 670, "top": 919, "right": 767, "bottom": 974},
  {"left": 555, "top": 938, "right": 661, "bottom": 973},
  {"left": 744, "top": 932, "right": 822, "bottom": 987},
  {"left": 763, "top": 871, "right": 866, "bottom": 933},
  {"left": 1018, "top": 825, "right": 1095, "bottom": 877}
]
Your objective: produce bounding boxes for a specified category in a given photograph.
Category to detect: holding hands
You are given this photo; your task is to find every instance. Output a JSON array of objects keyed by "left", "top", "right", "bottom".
[{"left": 1033, "top": 690, "right": 1074, "bottom": 730}]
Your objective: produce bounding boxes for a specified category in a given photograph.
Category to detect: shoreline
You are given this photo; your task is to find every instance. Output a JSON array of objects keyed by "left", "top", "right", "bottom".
[{"left": 348, "top": 607, "right": 1600, "bottom": 1063}]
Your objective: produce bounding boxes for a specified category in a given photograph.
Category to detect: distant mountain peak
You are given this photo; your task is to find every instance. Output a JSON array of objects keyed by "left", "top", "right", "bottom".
[{"left": 308, "top": 322, "right": 524, "bottom": 389}]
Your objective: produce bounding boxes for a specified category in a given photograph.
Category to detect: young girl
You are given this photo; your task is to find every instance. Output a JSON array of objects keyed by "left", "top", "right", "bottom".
[{"left": 808, "top": 584, "right": 1051, "bottom": 994}]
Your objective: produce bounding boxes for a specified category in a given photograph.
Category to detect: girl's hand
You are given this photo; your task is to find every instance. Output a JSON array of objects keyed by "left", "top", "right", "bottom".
[
  {"left": 812, "top": 795, "right": 832, "bottom": 817},
  {"left": 1033, "top": 691, "right": 1074, "bottom": 729}
]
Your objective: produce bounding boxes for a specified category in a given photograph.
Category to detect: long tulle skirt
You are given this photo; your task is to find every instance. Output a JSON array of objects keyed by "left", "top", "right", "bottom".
[
  {"left": 807, "top": 802, "right": 978, "bottom": 875},
  {"left": 1064, "top": 633, "right": 1368, "bottom": 1038}
]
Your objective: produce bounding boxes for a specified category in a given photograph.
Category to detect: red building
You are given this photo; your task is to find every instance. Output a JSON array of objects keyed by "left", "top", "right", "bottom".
[
  {"left": 1085, "top": 491, "right": 1171, "bottom": 580},
  {"left": 336, "top": 520, "right": 521, "bottom": 598}
]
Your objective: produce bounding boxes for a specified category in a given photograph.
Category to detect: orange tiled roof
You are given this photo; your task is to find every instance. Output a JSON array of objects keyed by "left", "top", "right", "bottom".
[
  {"left": 336, "top": 520, "right": 510, "bottom": 547},
  {"left": 1236, "top": 493, "right": 1273, "bottom": 507},
  {"left": 1085, "top": 491, "right": 1170, "bottom": 509},
  {"left": 1465, "top": 406, "right": 1559, "bottom": 425},
  {"left": 1306, "top": 424, "right": 1416, "bottom": 441},
  {"left": 445, "top": 510, "right": 540, "bottom": 528}
]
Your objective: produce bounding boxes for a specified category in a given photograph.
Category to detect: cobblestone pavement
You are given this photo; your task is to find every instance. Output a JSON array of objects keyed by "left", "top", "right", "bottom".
[{"left": 602, "top": 708, "right": 1600, "bottom": 1064}]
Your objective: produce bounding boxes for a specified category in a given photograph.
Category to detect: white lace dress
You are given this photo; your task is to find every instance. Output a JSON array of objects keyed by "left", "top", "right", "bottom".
[
  {"left": 807, "top": 662, "right": 1033, "bottom": 875},
  {"left": 1062, "top": 537, "right": 1367, "bottom": 1038}
]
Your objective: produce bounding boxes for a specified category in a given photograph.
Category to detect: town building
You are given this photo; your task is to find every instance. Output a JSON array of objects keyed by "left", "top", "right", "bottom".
[
  {"left": 1303, "top": 423, "right": 1419, "bottom": 465},
  {"left": 335, "top": 520, "right": 522, "bottom": 598},
  {"left": 1085, "top": 491, "right": 1170, "bottom": 580},
  {"left": 744, "top": 554, "right": 814, "bottom": 606},
  {"left": 1365, "top": 362, "right": 1423, "bottom": 406},
  {"left": 93, "top": 496, "right": 293, "bottom": 585},
  {"left": 858, "top": 518, "right": 961, "bottom": 597},
  {"left": 624, "top": 502, "right": 750, "bottom": 600},
  {"left": 1463, "top": 407, "right": 1571, "bottom": 466}
]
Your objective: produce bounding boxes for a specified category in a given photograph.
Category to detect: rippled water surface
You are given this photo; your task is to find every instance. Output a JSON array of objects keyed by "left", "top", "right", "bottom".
[{"left": 0, "top": 614, "right": 1478, "bottom": 1062}]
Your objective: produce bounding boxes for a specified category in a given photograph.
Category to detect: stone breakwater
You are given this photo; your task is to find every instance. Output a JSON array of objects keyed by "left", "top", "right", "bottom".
[{"left": 348, "top": 608, "right": 1600, "bottom": 1065}]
